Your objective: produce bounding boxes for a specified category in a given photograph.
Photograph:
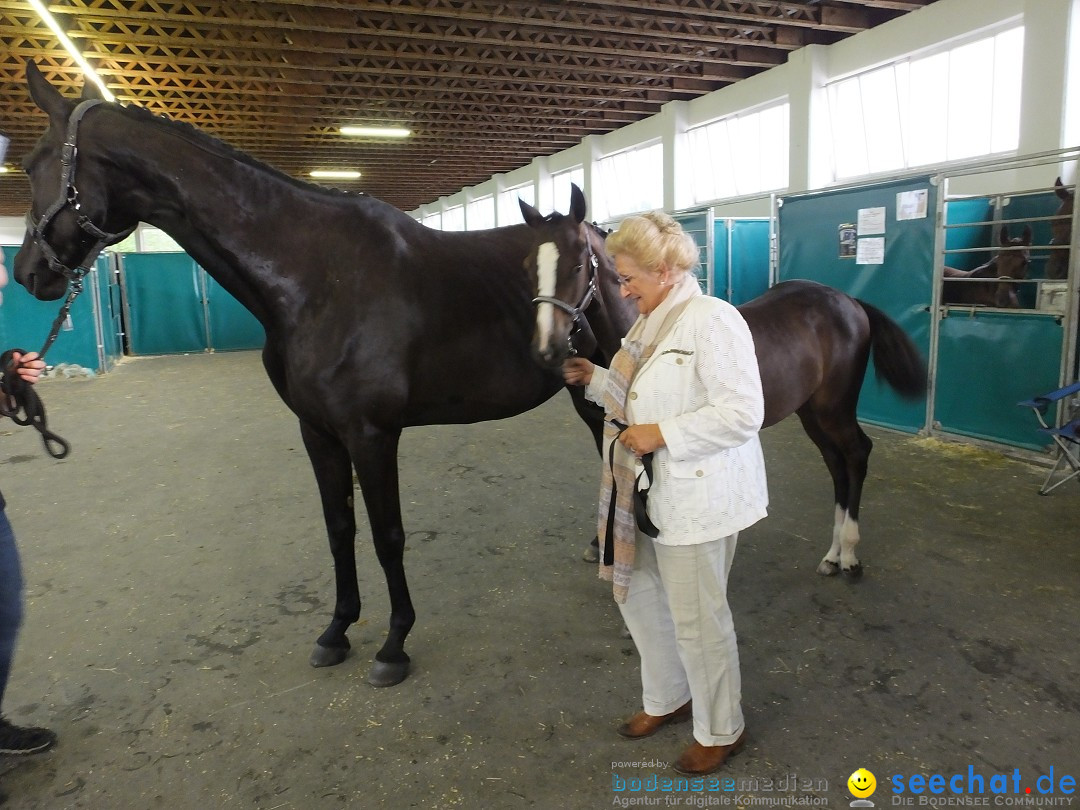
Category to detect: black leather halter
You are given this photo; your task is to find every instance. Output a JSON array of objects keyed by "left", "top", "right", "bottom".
[{"left": 531, "top": 226, "right": 599, "bottom": 356}]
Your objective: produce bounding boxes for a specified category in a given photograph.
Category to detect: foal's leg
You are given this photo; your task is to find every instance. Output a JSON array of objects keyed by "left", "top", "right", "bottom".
[
  {"left": 300, "top": 421, "right": 362, "bottom": 668},
  {"left": 349, "top": 428, "right": 416, "bottom": 687},
  {"left": 796, "top": 408, "right": 871, "bottom": 578}
]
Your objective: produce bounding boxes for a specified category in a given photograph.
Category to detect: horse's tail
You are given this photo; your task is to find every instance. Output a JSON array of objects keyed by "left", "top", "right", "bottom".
[{"left": 858, "top": 301, "right": 928, "bottom": 399}]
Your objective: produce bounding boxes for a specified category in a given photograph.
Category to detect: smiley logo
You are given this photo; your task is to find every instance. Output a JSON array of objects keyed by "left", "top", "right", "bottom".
[{"left": 848, "top": 768, "right": 877, "bottom": 798}]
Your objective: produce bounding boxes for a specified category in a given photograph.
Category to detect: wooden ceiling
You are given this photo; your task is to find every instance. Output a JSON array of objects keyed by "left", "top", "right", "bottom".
[{"left": 0, "top": 0, "right": 938, "bottom": 217}]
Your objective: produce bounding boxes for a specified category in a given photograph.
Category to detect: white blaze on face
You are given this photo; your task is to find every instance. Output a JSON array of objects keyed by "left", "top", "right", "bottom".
[{"left": 535, "top": 241, "right": 560, "bottom": 353}]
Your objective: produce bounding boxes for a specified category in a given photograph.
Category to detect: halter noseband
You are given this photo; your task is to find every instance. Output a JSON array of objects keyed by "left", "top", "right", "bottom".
[{"left": 532, "top": 227, "right": 599, "bottom": 356}]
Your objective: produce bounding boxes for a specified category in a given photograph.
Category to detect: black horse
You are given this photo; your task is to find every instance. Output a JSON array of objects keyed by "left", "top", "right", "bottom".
[
  {"left": 527, "top": 209, "right": 928, "bottom": 577},
  {"left": 13, "top": 62, "right": 634, "bottom": 687}
]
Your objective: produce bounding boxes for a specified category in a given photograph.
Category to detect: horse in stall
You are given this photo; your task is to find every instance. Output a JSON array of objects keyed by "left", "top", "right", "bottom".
[
  {"left": 941, "top": 224, "right": 1031, "bottom": 308},
  {"left": 526, "top": 193, "right": 928, "bottom": 578},
  {"left": 13, "top": 62, "right": 635, "bottom": 687},
  {"left": 1046, "top": 176, "right": 1074, "bottom": 281}
]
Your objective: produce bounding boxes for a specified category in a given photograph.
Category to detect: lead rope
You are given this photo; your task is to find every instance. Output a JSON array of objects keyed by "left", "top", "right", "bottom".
[{"left": 0, "top": 278, "right": 83, "bottom": 459}]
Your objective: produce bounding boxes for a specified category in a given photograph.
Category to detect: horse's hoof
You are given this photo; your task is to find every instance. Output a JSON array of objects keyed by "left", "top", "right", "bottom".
[
  {"left": 816, "top": 559, "right": 840, "bottom": 576},
  {"left": 368, "top": 659, "right": 410, "bottom": 687},
  {"left": 310, "top": 644, "right": 349, "bottom": 668},
  {"left": 582, "top": 544, "right": 599, "bottom": 563},
  {"left": 842, "top": 563, "right": 864, "bottom": 580}
]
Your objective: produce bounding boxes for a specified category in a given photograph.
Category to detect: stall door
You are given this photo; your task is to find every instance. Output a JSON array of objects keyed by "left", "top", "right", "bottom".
[
  {"left": 120, "top": 252, "right": 264, "bottom": 355},
  {"left": 0, "top": 246, "right": 117, "bottom": 372}
]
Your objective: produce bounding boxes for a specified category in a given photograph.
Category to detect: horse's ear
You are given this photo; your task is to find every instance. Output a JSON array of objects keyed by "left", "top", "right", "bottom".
[
  {"left": 570, "top": 183, "right": 587, "bottom": 224},
  {"left": 1055, "top": 177, "right": 1074, "bottom": 201},
  {"left": 1022, "top": 224, "right": 1033, "bottom": 245},
  {"left": 998, "top": 224, "right": 1011, "bottom": 246},
  {"left": 80, "top": 78, "right": 105, "bottom": 102},
  {"left": 25, "top": 60, "right": 74, "bottom": 124},
  {"left": 519, "top": 197, "right": 544, "bottom": 227}
]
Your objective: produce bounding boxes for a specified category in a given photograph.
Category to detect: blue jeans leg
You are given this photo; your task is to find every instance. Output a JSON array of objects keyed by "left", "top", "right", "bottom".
[{"left": 0, "top": 506, "right": 25, "bottom": 711}]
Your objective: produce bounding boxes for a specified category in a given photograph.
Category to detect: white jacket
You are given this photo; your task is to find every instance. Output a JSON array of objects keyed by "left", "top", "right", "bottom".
[{"left": 586, "top": 295, "right": 768, "bottom": 545}]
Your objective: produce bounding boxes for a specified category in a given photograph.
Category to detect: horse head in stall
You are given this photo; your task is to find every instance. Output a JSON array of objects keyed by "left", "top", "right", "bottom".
[
  {"left": 1046, "top": 177, "right": 1074, "bottom": 281},
  {"left": 942, "top": 223, "right": 1032, "bottom": 308},
  {"left": 14, "top": 61, "right": 627, "bottom": 689},
  {"left": 526, "top": 197, "right": 928, "bottom": 579}
]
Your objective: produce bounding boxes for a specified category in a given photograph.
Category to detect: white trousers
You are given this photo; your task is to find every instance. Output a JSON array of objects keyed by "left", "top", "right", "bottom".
[{"left": 618, "top": 531, "right": 744, "bottom": 747}]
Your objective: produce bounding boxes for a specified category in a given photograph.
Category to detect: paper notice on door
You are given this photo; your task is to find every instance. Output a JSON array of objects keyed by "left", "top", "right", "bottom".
[
  {"left": 857, "top": 206, "right": 886, "bottom": 235},
  {"left": 856, "top": 237, "right": 885, "bottom": 265},
  {"left": 896, "top": 189, "right": 928, "bottom": 220}
]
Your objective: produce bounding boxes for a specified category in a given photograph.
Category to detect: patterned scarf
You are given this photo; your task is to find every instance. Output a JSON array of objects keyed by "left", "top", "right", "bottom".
[{"left": 597, "top": 274, "right": 700, "bottom": 602}]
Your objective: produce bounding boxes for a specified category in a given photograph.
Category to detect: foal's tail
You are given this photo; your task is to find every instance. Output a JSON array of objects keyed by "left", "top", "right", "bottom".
[{"left": 858, "top": 301, "right": 928, "bottom": 399}]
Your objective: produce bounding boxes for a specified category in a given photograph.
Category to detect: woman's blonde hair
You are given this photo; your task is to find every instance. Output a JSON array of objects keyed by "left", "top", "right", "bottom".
[{"left": 606, "top": 211, "right": 699, "bottom": 278}]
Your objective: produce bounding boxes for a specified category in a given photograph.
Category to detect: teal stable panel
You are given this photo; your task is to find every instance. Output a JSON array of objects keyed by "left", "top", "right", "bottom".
[
  {"left": 778, "top": 178, "right": 936, "bottom": 432},
  {"left": 120, "top": 252, "right": 206, "bottom": 355},
  {"left": 934, "top": 311, "right": 1064, "bottom": 450},
  {"left": 729, "top": 219, "right": 770, "bottom": 306},
  {"left": 0, "top": 246, "right": 115, "bottom": 372}
]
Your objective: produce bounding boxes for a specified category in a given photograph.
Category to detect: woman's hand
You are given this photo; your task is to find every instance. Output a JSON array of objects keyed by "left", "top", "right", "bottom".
[
  {"left": 562, "top": 357, "right": 594, "bottom": 386},
  {"left": 620, "top": 424, "right": 665, "bottom": 457}
]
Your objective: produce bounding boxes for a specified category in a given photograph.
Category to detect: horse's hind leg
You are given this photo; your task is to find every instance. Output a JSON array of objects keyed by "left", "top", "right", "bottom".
[
  {"left": 796, "top": 408, "right": 871, "bottom": 578},
  {"left": 300, "top": 421, "right": 362, "bottom": 668},
  {"left": 350, "top": 428, "right": 415, "bottom": 687}
]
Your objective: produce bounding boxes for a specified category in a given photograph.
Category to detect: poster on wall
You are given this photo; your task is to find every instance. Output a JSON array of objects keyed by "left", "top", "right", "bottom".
[{"left": 838, "top": 223, "right": 857, "bottom": 258}]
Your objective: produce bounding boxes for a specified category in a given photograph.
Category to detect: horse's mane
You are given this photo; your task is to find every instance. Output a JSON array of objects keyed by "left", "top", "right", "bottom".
[{"left": 115, "top": 103, "right": 369, "bottom": 202}]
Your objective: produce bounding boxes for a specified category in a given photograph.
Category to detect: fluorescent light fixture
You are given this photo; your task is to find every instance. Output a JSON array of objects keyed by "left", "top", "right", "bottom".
[
  {"left": 340, "top": 126, "right": 411, "bottom": 139},
  {"left": 310, "top": 170, "right": 362, "bottom": 179},
  {"left": 28, "top": 0, "right": 115, "bottom": 102}
]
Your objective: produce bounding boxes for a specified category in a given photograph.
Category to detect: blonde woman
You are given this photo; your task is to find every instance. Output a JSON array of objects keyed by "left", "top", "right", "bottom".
[{"left": 562, "top": 212, "right": 767, "bottom": 776}]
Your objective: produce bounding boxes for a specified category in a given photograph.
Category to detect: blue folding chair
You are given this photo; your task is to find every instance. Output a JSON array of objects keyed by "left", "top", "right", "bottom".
[{"left": 1018, "top": 380, "right": 1080, "bottom": 495}]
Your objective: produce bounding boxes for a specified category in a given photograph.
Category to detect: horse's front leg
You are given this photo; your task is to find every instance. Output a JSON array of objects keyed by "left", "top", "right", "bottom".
[
  {"left": 565, "top": 383, "right": 604, "bottom": 562},
  {"left": 299, "top": 421, "right": 361, "bottom": 668},
  {"left": 350, "top": 427, "right": 415, "bottom": 687}
]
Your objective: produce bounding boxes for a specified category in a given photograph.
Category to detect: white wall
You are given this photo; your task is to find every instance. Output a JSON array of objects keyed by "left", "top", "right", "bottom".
[{"left": 413, "top": 0, "right": 1076, "bottom": 224}]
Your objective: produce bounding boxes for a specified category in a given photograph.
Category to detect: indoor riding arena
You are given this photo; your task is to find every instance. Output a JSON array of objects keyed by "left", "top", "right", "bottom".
[{"left": 0, "top": 1, "right": 1078, "bottom": 809}]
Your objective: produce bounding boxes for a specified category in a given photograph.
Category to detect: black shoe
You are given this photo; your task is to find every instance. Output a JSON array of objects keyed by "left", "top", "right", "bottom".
[{"left": 0, "top": 718, "right": 57, "bottom": 755}]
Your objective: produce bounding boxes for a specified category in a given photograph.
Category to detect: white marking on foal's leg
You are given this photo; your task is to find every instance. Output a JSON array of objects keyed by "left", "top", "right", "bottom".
[
  {"left": 838, "top": 513, "right": 861, "bottom": 572},
  {"left": 817, "top": 504, "right": 847, "bottom": 575},
  {"left": 535, "top": 242, "right": 559, "bottom": 355}
]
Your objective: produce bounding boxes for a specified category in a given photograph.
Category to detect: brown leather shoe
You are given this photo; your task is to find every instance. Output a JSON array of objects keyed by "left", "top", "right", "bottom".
[
  {"left": 616, "top": 701, "right": 692, "bottom": 739},
  {"left": 673, "top": 729, "right": 747, "bottom": 776}
]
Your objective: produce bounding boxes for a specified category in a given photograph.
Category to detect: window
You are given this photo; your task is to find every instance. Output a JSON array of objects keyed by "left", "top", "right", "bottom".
[
  {"left": 686, "top": 103, "right": 789, "bottom": 204},
  {"left": 551, "top": 166, "right": 584, "bottom": 214},
  {"left": 139, "top": 227, "right": 183, "bottom": 252},
  {"left": 421, "top": 212, "right": 442, "bottom": 230},
  {"left": 593, "top": 142, "right": 664, "bottom": 221},
  {"left": 498, "top": 183, "right": 535, "bottom": 226},
  {"left": 466, "top": 195, "right": 495, "bottom": 230},
  {"left": 826, "top": 26, "right": 1024, "bottom": 181},
  {"left": 442, "top": 205, "right": 465, "bottom": 232}
]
